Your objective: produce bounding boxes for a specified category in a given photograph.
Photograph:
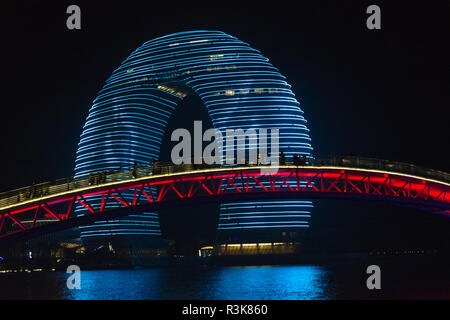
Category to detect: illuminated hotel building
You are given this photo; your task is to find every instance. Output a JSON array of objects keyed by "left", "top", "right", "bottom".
[{"left": 74, "top": 30, "right": 313, "bottom": 248}]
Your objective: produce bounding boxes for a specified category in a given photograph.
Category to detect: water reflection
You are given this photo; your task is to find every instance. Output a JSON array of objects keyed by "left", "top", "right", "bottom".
[
  {"left": 1, "top": 262, "right": 449, "bottom": 299},
  {"left": 64, "top": 265, "right": 329, "bottom": 300}
]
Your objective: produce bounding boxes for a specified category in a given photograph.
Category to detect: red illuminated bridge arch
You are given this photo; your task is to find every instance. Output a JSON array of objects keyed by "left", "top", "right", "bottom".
[{"left": 0, "top": 158, "right": 449, "bottom": 246}]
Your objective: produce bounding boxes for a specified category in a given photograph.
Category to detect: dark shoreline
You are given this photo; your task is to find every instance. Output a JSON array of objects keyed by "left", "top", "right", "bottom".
[{"left": 2, "top": 250, "right": 449, "bottom": 272}]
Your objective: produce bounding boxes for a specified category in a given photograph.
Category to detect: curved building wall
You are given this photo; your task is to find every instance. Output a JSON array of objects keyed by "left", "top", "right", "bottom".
[{"left": 74, "top": 30, "right": 313, "bottom": 245}]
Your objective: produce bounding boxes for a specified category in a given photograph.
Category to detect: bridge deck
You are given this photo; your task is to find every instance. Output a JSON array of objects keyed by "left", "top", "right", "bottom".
[
  {"left": 1, "top": 157, "right": 449, "bottom": 211},
  {"left": 0, "top": 157, "right": 449, "bottom": 245}
]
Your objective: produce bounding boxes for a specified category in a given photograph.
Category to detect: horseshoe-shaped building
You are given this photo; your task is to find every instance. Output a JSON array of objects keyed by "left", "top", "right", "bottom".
[{"left": 74, "top": 30, "right": 313, "bottom": 247}]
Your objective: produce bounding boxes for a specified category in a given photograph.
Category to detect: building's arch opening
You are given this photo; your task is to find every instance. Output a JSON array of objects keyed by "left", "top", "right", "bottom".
[{"left": 158, "top": 90, "right": 219, "bottom": 256}]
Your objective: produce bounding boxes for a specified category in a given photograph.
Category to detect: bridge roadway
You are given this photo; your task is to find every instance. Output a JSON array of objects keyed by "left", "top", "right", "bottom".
[{"left": 0, "top": 157, "right": 449, "bottom": 246}]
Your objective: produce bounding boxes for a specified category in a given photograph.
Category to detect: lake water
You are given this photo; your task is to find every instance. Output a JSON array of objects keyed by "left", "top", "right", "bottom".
[{"left": 1, "top": 259, "right": 449, "bottom": 300}]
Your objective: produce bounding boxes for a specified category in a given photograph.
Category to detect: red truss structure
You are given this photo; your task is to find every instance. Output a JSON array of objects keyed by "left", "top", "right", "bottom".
[{"left": 0, "top": 166, "right": 449, "bottom": 246}]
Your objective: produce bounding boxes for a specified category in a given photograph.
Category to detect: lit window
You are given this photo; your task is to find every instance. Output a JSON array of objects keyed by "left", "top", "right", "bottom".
[
  {"left": 225, "top": 90, "right": 235, "bottom": 96},
  {"left": 240, "top": 89, "right": 250, "bottom": 94},
  {"left": 210, "top": 54, "right": 224, "bottom": 61},
  {"left": 157, "top": 85, "right": 186, "bottom": 98},
  {"left": 207, "top": 66, "right": 221, "bottom": 72},
  {"left": 254, "top": 88, "right": 264, "bottom": 93},
  {"left": 190, "top": 39, "right": 208, "bottom": 44}
]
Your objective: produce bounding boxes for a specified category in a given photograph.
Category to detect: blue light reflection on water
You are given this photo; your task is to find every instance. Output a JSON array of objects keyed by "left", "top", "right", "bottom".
[
  {"left": 2, "top": 262, "right": 448, "bottom": 300},
  {"left": 64, "top": 265, "right": 332, "bottom": 300}
]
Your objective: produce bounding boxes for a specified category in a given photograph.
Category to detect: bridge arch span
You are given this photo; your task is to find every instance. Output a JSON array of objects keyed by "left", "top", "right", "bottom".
[{"left": 0, "top": 165, "right": 448, "bottom": 246}]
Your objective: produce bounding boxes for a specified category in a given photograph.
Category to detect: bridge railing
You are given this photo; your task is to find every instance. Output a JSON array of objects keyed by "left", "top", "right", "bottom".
[
  {"left": 0, "top": 167, "right": 152, "bottom": 210},
  {"left": 310, "top": 156, "right": 450, "bottom": 184},
  {"left": 0, "top": 156, "right": 448, "bottom": 210}
]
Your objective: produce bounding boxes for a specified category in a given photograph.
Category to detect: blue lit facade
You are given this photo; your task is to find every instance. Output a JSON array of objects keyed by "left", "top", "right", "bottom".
[{"left": 74, "top": 30, "right": 313, "bottom": 245}]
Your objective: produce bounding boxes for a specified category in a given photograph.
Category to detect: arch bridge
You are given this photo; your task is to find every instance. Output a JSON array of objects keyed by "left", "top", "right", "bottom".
[{"left": 0, "top": 156, "right": 448, "bottom": 247}]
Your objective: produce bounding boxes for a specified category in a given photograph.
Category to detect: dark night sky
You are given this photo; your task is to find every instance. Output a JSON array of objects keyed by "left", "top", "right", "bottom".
[{"left": 0, "top": 1, "right": 449, "bottom": 249}]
